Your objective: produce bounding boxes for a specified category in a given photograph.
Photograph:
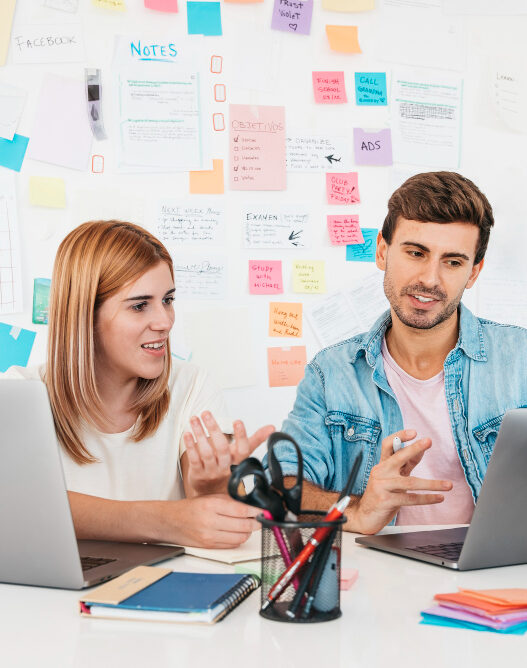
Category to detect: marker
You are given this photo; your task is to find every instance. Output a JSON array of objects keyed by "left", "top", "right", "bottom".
[{"left": 393, "top": 436, "right": 402, "bottom": 453}]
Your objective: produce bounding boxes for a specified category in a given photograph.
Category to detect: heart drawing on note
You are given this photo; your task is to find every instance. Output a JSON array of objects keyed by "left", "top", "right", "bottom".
[{"left": 289, "top": 23, "right": 297, "bottom": 31}]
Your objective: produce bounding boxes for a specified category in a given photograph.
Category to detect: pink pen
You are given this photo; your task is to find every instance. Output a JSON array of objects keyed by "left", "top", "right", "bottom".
[{"left": 262, "top": 510, "right": 300, "bottom": 590}]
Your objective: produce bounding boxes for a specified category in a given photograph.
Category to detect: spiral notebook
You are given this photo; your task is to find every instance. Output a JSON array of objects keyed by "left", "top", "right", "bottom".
[{"left": 80, "top": 566, "right": 260, "bottom": 624}]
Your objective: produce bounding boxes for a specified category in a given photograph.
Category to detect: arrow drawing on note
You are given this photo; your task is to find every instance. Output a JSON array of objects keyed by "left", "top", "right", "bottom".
[
  {"left": 325, "top": 154, "right": 341, "bottom": 164},
  {"left": 289, "top": 230, "right": 303, "bottom": 246}
]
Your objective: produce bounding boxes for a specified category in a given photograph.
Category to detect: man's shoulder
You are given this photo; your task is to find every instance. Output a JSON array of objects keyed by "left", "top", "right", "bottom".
[
  {"left": 310, "top": 331, "right": 368, "bottom": 369},
  {"left": 478, "top": 316, "right": 527, "bottom": 341}
]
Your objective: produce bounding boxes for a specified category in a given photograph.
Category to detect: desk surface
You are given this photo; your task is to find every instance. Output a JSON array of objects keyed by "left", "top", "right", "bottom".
[{"left": 1, "top": 526, "right": 525, "bottom": 668}]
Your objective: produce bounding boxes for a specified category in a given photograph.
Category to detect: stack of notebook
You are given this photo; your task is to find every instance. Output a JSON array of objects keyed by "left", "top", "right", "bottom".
[{"left": 421, "top": 588, "right": 527, "bottom": 634}]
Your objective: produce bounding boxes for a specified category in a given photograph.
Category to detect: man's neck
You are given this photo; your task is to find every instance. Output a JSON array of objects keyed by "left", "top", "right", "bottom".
[{"left": 384, "top": 309, "right": 460, "bottom": 380}]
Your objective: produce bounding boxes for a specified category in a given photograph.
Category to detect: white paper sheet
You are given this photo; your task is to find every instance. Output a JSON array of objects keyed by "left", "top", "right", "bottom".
[
  {"left": 11, "top": 23, "right": 85, "bottom": 64},
  {"left": 182, "top": 531, "right": 261, "bottom": 563},
  {"left": 171, "top": 254, "right": 227, "bottom": 300},
  {"left": 442, "top": 0, "right": 527, "bottom": 15},
  {"left": 490, "top": 55, "right": 527, "bottom": 134},
  {"left": 43, "top": 0, "right": 79, "bottom": 12},
  {"left": 243, "top": 205, "right": 310, "bottom": 249},
  {"left": 0, "top": 83, "right": 26, "bottom": 141},
  {"left": 0, "top": 172, "right": 23, "bottom": 315},
  {"left": 286, "top": 133, "right": 352, "bottom": 172},
  {"left": 150, "top": 200, "right": 225, "bottom": 246}
]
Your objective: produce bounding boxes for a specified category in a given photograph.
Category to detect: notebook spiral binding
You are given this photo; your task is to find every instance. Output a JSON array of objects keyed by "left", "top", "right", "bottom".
[{"left": 213, "top": 574, "right": 261, "bottom": 622}]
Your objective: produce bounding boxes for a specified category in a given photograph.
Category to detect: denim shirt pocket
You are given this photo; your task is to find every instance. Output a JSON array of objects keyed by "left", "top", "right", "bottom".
[
  {"left": 324, "top": 412, "right": 381, "bottom": 494},
  {"left": 472, "top": 414, "right": 504, "bottom": 464}
]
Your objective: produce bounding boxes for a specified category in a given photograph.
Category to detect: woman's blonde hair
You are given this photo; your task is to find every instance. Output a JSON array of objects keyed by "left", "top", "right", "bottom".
[{"left": 45, "top": 220, "right": 173, "bottom": 464}]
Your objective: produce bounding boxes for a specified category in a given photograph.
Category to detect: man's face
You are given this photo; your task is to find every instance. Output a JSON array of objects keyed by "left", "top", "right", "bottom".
[{"left": 376, "top": 217, "right": 484, "bottom": 330}]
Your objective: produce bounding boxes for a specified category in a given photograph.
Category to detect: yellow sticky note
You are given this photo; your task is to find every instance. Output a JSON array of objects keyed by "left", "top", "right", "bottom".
[
  {"left": 29, "top": 177, "right": 66, "bottom": 209},
  {"left": 292, "top": 261, "right": 326, "bottom": 294},
  {"left": 326, "top": 25, "right": 362, "bottom": 53},
  {"left": 269, "top": 302, "right": 303, "bottom": 338},
  {"left": 189, "top": 159, "right": 224, "bottom": 195},
  {"left": 322, "top": 0, "right": 374, "bottom": 11},
  {"left": 92, "top": 0, "right": 126, "bottom": 10},
  {"left": 0, "top": 0, "right": 16, "bottom": 67}
]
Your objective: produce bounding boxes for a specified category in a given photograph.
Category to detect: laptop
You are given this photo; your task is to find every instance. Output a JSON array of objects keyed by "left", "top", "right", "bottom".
[
  {"left": 356, "top": 409, "right": 527, "bottom": 570},
  {"left": 0, "top": 379, "right": 184, "bottom": 589}
]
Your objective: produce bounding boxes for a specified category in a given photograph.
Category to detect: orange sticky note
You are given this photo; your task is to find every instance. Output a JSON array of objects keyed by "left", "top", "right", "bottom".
[
  {"left": 269, "top": 302, "right": 302, "bottom": 338},
  {"left": 267, "top": 346, "right": 307, "bottom": 387},
  {"left": 326, "top": 25, "right": 361, "bottom": 53},
  {"left": 189, "top": 159, "right": 224, "bottom": 194}
]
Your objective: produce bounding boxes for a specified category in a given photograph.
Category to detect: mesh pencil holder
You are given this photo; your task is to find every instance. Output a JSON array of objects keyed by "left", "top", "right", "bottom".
[{"left": 258, "top": 511, "right": 345, "bottom": 623}]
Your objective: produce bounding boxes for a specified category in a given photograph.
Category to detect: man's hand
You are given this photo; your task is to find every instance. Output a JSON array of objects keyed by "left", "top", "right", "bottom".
[
  {"left": 182, "top": 411, "right": 275, "bottom": 497},
  {"left": 349, "top": 429, "right": 453, "bottom": 535}
]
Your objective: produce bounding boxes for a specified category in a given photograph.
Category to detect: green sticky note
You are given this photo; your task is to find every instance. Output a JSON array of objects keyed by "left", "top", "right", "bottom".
[{"left": 32, "top": 278, "right": 51, "bottom": 325}]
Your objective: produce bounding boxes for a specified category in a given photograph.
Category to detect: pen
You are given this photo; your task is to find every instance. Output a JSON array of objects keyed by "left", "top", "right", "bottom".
[
  {"left": 262, "top": 451, "right": 363, "bottom": 610},
  {"left": 301, "top": 528, "right": 337, "bottom": 618},
  {"left": 285, "top": 541, "right": 322, "bottom": 618},
  {"left": 393, "top": 436, "right": 402, "bottom": 453},
  {"left": 262, "top": 510, "right": 300, "bottom": 590}
]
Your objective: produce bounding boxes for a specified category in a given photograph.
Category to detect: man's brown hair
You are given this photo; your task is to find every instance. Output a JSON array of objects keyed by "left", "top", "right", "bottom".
[{"left": 382, "top": 171, "right": 494, "bottom": 264}]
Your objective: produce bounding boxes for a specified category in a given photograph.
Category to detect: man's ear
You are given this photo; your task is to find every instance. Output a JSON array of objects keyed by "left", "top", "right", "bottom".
[
  {"left": 376, "top": 231, "right": 388, "bottom": 271},
  {"left": 466, "top": 258, "right": 484, "bottom": 289}
]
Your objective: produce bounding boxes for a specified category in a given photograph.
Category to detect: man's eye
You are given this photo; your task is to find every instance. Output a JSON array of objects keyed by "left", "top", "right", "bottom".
[
  {"left": 409, "top": 250, "right": 423, "bottom": 257},
  {"left": 163, "top": 296, "right": 175, "bottom": 305}
]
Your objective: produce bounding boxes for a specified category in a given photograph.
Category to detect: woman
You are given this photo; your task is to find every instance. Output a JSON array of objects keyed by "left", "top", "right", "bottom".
[{"left": 6, "top": 220, "right": 274, "bottom": 548}]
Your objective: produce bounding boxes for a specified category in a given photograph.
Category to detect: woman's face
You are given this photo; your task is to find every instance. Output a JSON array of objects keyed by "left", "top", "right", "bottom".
[{"left": 95, "top": 262, "right": 175, "bottom": 383}]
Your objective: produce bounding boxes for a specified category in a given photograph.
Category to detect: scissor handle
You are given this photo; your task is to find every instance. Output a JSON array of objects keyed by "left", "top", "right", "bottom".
[
  {"left": 228, "top": 457, "right": 286, "bottom": 520},
  {"left": 267, "top": 431, "right": 304, "bottom": 516}
]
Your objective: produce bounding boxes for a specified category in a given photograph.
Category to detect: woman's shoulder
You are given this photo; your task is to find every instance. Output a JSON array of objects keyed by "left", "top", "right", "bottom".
[
  {"left": 0, "top": 365, "right": 45, "bottom": 381},
  {"left": 168, "top": 358, "right": 208, "bottom": 390}
]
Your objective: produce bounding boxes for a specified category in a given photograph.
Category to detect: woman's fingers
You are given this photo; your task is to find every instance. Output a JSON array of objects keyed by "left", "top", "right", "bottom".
[{"left": 200, "top": 411, "right": 231, "bottom": 472}]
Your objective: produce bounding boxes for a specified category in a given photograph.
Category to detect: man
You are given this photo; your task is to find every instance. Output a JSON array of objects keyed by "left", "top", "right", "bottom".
[{"left": 274, "top": 171, "right": 527, "bottom": 534}]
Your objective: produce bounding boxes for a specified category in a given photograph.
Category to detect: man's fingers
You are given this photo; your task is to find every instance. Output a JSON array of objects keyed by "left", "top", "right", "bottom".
[
  {"left": 247, "top": 424, "right": 276, "bottom": 454},
  {"left": 396, "top": 493, "right": 445, "bottom": 507},
  {"left": 388, "top": 476, "right": 453, "bottom": 493},
  {"left": 380, "top": 429, "right": 417, "bottom": 461}
]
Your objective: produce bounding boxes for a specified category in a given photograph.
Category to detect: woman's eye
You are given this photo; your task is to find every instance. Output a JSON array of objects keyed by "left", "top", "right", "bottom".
[{"left": 131, "top": 302, "right": 147, "bottom": 312}]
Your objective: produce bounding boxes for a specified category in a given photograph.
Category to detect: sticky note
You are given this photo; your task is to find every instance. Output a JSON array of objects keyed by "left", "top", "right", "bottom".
[
  {"left": 0, "top": 134, "right": 29, "bottom": 173},
  {"left": 327, "top": 215, "right": 363, "bottom": 245},
  {"left": 29, "top": 177, "right": 66, "bottom": 208},
  {"left": 353, "top": 128, "right": 392, "bottom": 166},
  {"left": 269, "top": 302, "right": 302, "bottom": 338},
  {"left": 32, "top": 278, "right": 51, "bottom": 325},
  {"left": 322, "top": 0, "right": 374, "bottom": 10},
  {"left": 346, "top": 228, "right": 377, "bottom": 262},
  {"left": 92, "top": 0, "right": 126, "bottom": 9},
  {"left": 189, "top": 159, "right": 224, "bottom": 194},
  {"left": 0, "top": 322, "right": 36, "bottom": 372},
  {"left": 249, "top": 261, "right": 283, "bottom": 295},
  {"left": 292, "top": 260, "right": 326, "bottom": 294},
  {"left": 325, "top": 25, "right": 361, "bottom": 53},
  {"left": 271, "top": 0, "right": 313, "bottom": 35},
  {"left": 144, "top": 0, "right": 178, "bottom": 10},
  {"left": 0, "top": 0, "right": 16, "bottom": 67},
  {"left": 187, "top": 2, "right": 222, "bottom": 36},
  {"left": 312, "top": 72, "right": 347, "bottom": 104},
  {"left": 326, "top": 172, "right": 359, "bottom": 204},
  {"left": 268, "top": 346, "right": 307, "bottom": 387},
  {"left": 355, "top": 73, "right": 387, "bottom": 106}
]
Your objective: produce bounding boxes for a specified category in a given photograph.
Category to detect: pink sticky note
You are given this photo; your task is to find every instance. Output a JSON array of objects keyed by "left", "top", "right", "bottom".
[
  {"left": 327, "top": 215, "right": 364, "bottom": 245},
  {"left": 340, "top": 568, "right": 359, "bottom": 590},
  {"left": 144, "top": 0, "right": 178, "bottom": 10},
  {"left": 326, "top": 171, "right": 359, "bottom": 205},
  {"left": 312, "top": 71, "right": 347, "bottom": 104},
  {"left": 249, "top": 260, "right": 283, "bottom": 295}
]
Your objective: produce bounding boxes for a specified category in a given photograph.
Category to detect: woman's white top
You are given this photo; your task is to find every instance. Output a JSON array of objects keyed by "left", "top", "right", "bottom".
[{"left": 1, "top": 362, "right": 231, "bottom": 501}]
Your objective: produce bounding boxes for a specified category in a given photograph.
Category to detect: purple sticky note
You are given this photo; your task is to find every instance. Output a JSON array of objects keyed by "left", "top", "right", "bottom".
[
  {"left": 353, "top": 128, "right": 393, "bottom": 166},
  {"left": 271, "top": 0, "right": 313, "bottom": 35}
]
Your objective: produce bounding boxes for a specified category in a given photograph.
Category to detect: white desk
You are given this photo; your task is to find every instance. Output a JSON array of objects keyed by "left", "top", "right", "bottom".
[{"left": 1, "top": 526, "right": 525, "bottom": 668}]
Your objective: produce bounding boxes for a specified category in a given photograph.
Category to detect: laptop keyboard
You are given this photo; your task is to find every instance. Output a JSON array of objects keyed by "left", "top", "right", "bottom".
[
  {"left": 81, "top": 556, "right": 117, "bottom": 572},
  {"left": 412, "top": 541, "right": 464, "bottom": 561}
]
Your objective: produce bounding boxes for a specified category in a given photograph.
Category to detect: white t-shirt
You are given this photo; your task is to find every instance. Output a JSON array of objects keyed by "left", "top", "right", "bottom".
[{"left": 1, "top": 362, "right": 231, "bottom": 502}]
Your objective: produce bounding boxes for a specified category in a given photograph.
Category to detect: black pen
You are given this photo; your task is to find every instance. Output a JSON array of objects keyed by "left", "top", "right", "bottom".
[{"left": 301, "top": 527, "right": 337, "bottom": 618}]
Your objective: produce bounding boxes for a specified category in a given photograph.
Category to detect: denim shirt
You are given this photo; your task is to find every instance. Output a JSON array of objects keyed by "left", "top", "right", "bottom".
[{"left": 272, "top": 303, "right": 527, "bottom": 502}]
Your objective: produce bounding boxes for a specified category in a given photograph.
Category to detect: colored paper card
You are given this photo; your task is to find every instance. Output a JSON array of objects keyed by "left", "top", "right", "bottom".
[
  {"left": 230, "top": 105, "right": 287, "bottom": 191},
  {"left": 269, "top": 302, "right": 302, "bottom": 338},
  {"left": 189, "top": 159, "right": 224, "bottom": 194},
  {"left": 0, "top": 0, "right": 16, "bottom": 67},
  {"left": 327, "top": 215, "right": 363, "bottom": 245},
  {"left": 0, "top": 134, "right": 29, "bottom": 173},
  {"left": 29, "top": 177, "right": 66, "bottom": 209},
  {"left": 322, "top": 0, "right": 374, "bottom": 10},
  {"left": 32, "top": 278, "right": 51, "bottom": 325},
  {"left": 346, "top": 228, "right": 377, "bottom": 262},
  {"left": 249, "top": 261, "right": 283, "bottom": 295},
  {"left": 187, "top": 2, "right": 222, "bottom": 36},
  {"left": 92, "top": 0, "right": 126, "bottom": 9},
  {"left": 0, "top": 323, "right": 36, "bottom": 372},
  {"left": 267, "top": 346, "right": 307, "bottom": 387},
  {"left": 292, "top": 260, "right": 326, "bottom": 294},
  {"left": 11, "top": 24, "right": 85, "bottom": 65},
  {"left": 271, "top": 0, "right": 313, "bottom": 35},
  {"left": 325, "top": 25, "right": 361, "bottom": 53},
  {"left": 312, "top": 72, "right": 347, "bottom": 104},
  {"left": 353, "top": 128, "right": 392, "bottom": 166},
  {"left": 326, "top": 172, "right": 359, "bottom": 204},
  {"left": 355, "top": 73, "right": 387, "bottom": 106},
  {"left": 144, "top": 0, "right": 178, "bottom": 10}
]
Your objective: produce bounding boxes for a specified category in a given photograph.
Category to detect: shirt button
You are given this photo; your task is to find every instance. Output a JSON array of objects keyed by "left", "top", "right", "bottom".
[{"left": 347, "top": 427, "right": 355, "bottom": 437}]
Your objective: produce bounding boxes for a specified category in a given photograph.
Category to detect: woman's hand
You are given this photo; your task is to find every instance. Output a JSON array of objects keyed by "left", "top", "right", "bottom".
[{"left": 182, "top": 411, "right": 275, "bottom": 497}]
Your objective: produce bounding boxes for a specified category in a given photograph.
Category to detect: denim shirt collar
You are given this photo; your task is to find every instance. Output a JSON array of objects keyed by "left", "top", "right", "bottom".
[{"left": 349, "top": 302, "right": 488, "bottom": 368}]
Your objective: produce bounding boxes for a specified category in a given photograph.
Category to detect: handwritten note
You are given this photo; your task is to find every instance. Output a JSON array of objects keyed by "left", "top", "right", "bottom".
[
  {"left": 293, "top": 261, "right": 326, "bottom": 294},
  {"left": 11, "top": 24, "right": 85, "bottom": 64},
  {"left": 312, "top": 72, "right": 347, "bottom": 104},
  {"left": 171, "top": 255, "right": 227, "bottom": 299},
  {"left": 187, "top": 2, "right": 222, "bottom": 36},
  {"left": 0, "top": 83, "right": 25, "bottom": 142},
  {"left": 322, "top": 0, "right": 374, "bottom": 10},
  {"left": 271, "top": 0, "right": 313, "bottom": 35},
  {"left": 244, "top": 206, "right": 309, "bottom": 248},
  {"left": 249, "top": 261, "right": 283, "bottom": 295},
  {"left": 144, "top": 0, "right": 178, "bottom": 11},
  {"left": 355, "top": 72, "right": 387, "bottom": 105},
  {"left": 346, "top": 228, "right": 377, "bottom": 262},
  {"left": 230, "top": 104, "right": 286, "bottom": 191},
  {"left": 325, "top": 25, "right": 361, "bottom": 53},
  {"left": 29, "top": 177, "right": 66, "bottom": 208},
  {"left": 268, "top": 346, "right": 307, "bottom": 387},
  {"left": 353, "top": 128, "right": 393, "bottom": 166},
  {"left": 327, "top": 215, "right": 363, "bottom": 245},
  {"left": 0, "top": 323, "right": 36, "bottom": 373},
  {"left": 286, "top": 134, "right": 351, "bottom": 172},
  {"left": 189, "top": 159, "right": 224, "bottom": 194},
  {"left": 269, "top": 302, "right": 303, "bottom": 338},
  {"left": 92, "top": 0, "right": 126, "bottom": 10},
  {"left": 152, "top": 200, "right": 224, "bottom": 245},
  {"left": 326, "top": 172, "right": 359, "bottom": 204}
]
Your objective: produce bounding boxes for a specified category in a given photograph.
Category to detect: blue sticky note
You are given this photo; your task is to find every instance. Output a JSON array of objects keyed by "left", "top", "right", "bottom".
[
  {"left": 0, "top": 322, "right": 36, "bottom": 373},
  {"left": 346, "top": 228, "right": 377, "bottom": 262},
  {"left": 354, "top": 73, "right": 387, "bottom": 106},
  {"left": 187, "top": 1, "right": 222, "bottom": 36},
  {"left": 0, "top": 134, "right": 29, "bottom": 172}
]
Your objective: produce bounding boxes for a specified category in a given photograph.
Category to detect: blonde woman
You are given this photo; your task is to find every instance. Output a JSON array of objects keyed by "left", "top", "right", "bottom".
[{"left": 3, "top": 221, "right": 274, "bottom": 548}]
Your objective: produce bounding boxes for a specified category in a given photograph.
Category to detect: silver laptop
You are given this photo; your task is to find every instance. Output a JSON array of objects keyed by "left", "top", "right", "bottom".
[
  {"left": 0, "top": 379, "right": 183, "bottom": 589},
  {"left": 356, "top": 409, "right": 527, "bottom": 570}
]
